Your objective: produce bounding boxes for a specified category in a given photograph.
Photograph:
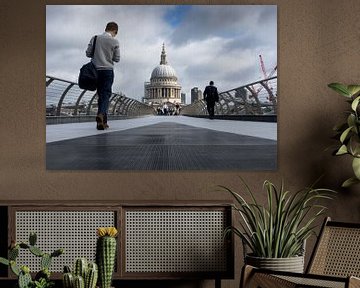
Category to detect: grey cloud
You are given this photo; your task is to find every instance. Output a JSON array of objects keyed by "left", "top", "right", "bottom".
[{"left": 169, "top": 5, "right": 276, "bottom": 46}]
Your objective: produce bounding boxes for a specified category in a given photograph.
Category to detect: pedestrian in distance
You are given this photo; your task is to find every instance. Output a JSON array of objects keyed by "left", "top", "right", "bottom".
[
  {"left": 203, "top": 81, "right": 219, "bottom": 119},
  {"left": 86, "top": 22, "right": 120, "bottom": 130}
]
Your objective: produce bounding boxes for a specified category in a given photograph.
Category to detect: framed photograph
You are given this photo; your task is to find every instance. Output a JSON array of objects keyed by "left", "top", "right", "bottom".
[{"left": 46, "top": 5, "right": 277, "bottom": 170}]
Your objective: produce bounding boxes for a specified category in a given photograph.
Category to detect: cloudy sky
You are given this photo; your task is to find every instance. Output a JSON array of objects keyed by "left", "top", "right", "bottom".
[{"left": 46, "top": 5, "right": 277, "bottom": 103}]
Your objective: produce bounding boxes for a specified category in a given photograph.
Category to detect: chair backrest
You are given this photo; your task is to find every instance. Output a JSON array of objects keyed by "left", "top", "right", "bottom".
[{"left": 307, "top": 217, "right": 360, "bottom": 277}]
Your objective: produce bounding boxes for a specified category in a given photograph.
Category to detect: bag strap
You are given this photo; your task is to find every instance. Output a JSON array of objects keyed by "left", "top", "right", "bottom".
[{"left": 91, "top": 36, "right": 97, "bottom": 58}]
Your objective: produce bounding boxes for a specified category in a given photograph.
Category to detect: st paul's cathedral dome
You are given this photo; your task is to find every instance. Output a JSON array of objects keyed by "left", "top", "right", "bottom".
[{"left": 143, "top": 44, "right": 181, "bottom": 107}]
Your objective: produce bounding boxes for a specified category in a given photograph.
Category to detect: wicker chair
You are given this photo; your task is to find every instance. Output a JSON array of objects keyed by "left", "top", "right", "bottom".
[{"left": 241, "top": 217, "right": 360, "bottom": 288}]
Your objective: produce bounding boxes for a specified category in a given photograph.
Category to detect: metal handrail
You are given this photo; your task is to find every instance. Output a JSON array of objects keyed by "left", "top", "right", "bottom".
[
  {"left": 46, "top": 75, "right": 156, "bottom": 118},
  {"left": 182, "top": 76, "right": 277, "bottom": 116}
]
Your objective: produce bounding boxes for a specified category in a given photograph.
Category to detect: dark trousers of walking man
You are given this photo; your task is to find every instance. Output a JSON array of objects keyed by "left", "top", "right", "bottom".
[
  {"left": 206, "top": 100, "right": 216, "bottom": 119},
  {"left": 97, "top": 70, "right": 114, "bottom": 128}
]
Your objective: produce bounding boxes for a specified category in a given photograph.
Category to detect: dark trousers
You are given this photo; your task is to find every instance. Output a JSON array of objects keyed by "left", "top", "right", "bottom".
[
  {"left": 206, "top": 100, "right": 215, "bottom": 118},
  {"left": 97, "top": 69, "right": 114, "bottom": 117}
]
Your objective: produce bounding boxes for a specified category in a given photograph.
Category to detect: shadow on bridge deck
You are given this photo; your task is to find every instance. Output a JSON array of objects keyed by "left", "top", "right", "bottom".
[{"left": 46, "top": 116, "right": 277, "bottom": 170}]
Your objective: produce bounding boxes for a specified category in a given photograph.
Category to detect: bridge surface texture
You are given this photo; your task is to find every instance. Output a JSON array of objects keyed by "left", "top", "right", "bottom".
[{"left": 46, "top": 116, "right": 277, "bottom": 170}]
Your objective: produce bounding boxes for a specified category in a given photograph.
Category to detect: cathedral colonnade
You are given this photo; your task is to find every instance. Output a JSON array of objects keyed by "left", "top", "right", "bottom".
[{"left": 149, "top": 87, "right": 181, "bottom": 99}]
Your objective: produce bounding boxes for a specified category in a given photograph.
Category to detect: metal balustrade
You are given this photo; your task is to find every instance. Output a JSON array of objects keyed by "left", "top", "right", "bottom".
[
  {"left": 46, "top": 76, "right": 156, "bottom": 119},
  {"left": 46, "top": 75, "right": 277, "bottom": 123},
  {"left": 181, "top": 76, "right": 277, "bottom": 116}
]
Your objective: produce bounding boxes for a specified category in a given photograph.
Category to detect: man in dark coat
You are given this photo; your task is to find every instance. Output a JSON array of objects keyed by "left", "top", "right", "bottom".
[{"left": 203, "top": 81, "right": 219, "bottom": 119}]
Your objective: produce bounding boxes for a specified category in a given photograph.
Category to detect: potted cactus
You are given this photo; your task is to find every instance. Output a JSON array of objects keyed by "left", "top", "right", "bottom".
[
  {"left": 96, "top": 227, "right": 118, "bottom": 288},
  {"left": 62, "top": 258, "right": 98, "bottom": 288},
  {"left": 0, "top": 232, "right": 64, "bottom": 288}
]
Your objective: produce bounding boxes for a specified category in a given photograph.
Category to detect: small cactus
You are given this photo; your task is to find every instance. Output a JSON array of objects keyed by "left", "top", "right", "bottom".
[
  {"left": 29, "top": 245, "right": 44, "bottom": 257},
  {"left": 63, "top": 259, "right": 98, "bottom": 288},
  {"left": 0, "top": 232, "right": 63, "bottom": 288},
  {"left": 41, "top": 253, "right": 52, "bottom": 270},
  {"left": 9, "top": 246, "right": 19, "bottom": 260},
  {"left": 18, "top": 269, "right": 32, "bottom": 288},
  {"left": 74, "top": 258, "right": 88, "bottom": 280},
  {"left": 29, "top": 232, "right": 37, "bottom": 246},
  {"left": 63, "top": 272, "right": 74, "bottom": 288},
  {"left": 73, "top": 275, "right": 85, "bottom": 288},
  {"left": 96, "top": 227, "right": 118, "bottom": 288},
  {"left": 85, "top": 262, "right": 98, "bottom": 288}
]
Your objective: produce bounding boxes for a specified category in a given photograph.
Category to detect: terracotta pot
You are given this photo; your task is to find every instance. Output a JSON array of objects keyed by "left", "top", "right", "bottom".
[{"left": 245, "top": 254, "right": 305, "bottom": 273}]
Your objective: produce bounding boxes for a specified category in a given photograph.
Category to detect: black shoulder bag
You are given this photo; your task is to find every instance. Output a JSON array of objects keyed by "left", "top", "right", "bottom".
[{"left": 78, "top": 36, "right": 98, "bottom": 91}]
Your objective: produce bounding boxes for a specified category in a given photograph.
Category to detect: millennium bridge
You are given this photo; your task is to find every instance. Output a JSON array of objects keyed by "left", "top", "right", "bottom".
[{"left": 46, "top": 76, "right": 277, "bottom": 170}]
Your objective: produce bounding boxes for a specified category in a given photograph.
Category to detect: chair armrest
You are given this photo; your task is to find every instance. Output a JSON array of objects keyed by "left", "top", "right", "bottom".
[
  {"left": 240, "top": 265, "right": 351, "bottom": 288},
  {"left": 349, "top": 276, "right": 360, "bottom": 288},
  {"left": 240, "top": 265, "right": 296, "bottom": 288}
]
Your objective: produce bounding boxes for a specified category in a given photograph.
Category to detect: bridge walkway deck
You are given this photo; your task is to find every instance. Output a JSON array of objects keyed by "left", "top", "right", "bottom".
[{"left": 46, "top": 115, "right": 277, "bottom": 170}]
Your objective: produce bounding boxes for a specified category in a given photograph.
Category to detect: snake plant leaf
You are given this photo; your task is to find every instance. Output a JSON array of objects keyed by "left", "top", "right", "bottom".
[
  {"left": 336, "top": 144, "right": 348, "bottom": 155},
  {"left": 347, "top": 85, "right": 360, "bottom": 97},
  {"left": 328, "top": 83, "right": 351, "bottom": 97},
  {"left": 221, "top": 179, "right": 335, "bottom": 258},
  {"left": 352, "top": 157, "right": 360, "bottom": 179},
  {"left": 342, "top": 177, "right": 360, "bottom": 188},
  {"left": 351, "top": 96, "right": 360, "bottom": 111}
]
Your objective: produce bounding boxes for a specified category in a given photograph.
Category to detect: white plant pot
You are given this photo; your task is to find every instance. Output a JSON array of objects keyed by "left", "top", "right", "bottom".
[{"left": 245, "top": 254, "right": 305, "bottom": 273}]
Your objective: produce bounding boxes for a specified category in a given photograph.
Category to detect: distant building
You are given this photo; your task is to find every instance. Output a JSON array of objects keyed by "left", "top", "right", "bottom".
[
  {"left": 191, "top": 87, "right": 202, "bottom": 103},
  {"left": 143, "top": 44, "right": 181, "bottom": 108},
  {"left": 181, "top": 93, "right": 186, "bottom": 104}
]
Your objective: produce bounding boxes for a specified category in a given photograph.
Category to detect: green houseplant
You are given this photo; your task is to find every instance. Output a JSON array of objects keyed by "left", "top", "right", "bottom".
[
  {"left": 328, "top": 83, "right": 360, "bottom": 187},
  {"left": 221, "top": 178, "right": 335, "bottom": 272}
]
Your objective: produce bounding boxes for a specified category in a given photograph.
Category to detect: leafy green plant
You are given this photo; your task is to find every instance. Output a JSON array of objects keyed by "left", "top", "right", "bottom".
[
  {"left": 328, "top": 83, "right": 360, "bottom": 187},
  {"left": 220, "top": 178, "right": 335, "bottom": 258},
  {"left": 32, "top": 278, "right": 54, "bottom": 288}
]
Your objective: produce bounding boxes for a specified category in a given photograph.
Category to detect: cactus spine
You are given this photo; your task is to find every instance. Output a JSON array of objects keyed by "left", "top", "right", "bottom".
[{"left": 96, "top": 227, "right": 118, "bottom": 288}]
